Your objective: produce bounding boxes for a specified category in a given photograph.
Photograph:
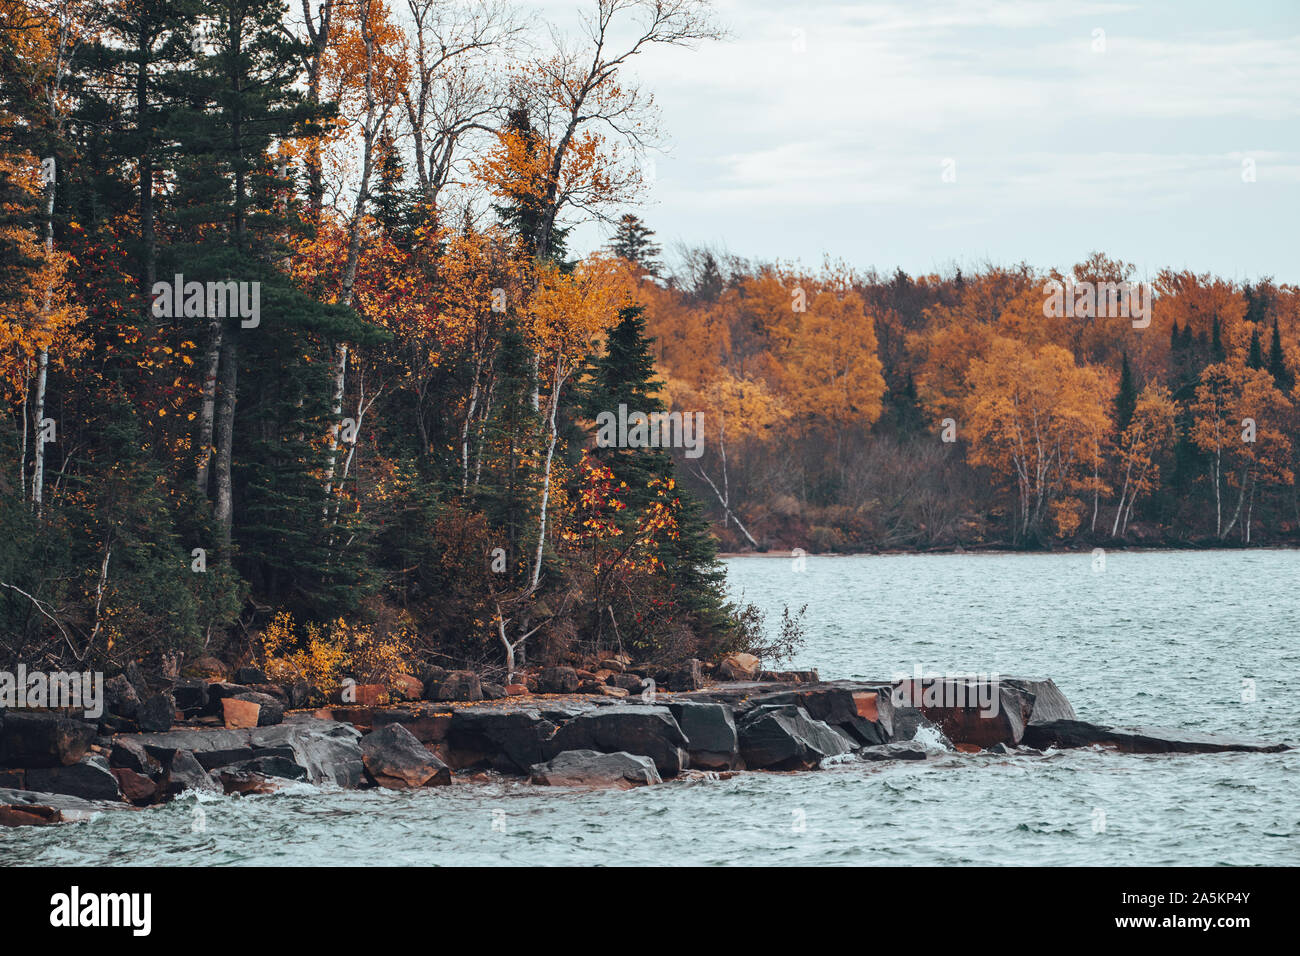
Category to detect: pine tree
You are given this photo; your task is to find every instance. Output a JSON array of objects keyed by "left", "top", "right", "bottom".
[
  {"left": 606, "top": 213, "right": 662, "bottom": 276},
  {"left": 1115, "top": 351, "right": 1137, "bottom": 436},
  {"left": 581, "top": 304, "right": 735, "bottom": 650},
  {"left": 1267, "top": 317, "right": 1293, "bottom": 393},
  {"left": 1246, "top": 326, "right": 1265, "bottom": 369},
  {"left": 1210, "top": 315, "right": 1226, "bottom": 363}
]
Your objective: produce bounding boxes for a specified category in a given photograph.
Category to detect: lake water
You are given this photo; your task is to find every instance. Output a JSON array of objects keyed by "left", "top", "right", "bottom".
[{"left": 3, "top": 550, "right": 1297, "bottom": 866}]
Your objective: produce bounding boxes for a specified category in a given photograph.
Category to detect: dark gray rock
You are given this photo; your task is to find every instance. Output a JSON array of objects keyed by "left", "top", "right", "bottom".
[
  {"left": 664, "top": 659, "right": 704, "bottom": 691},
  {"left": 361, "top": 724, "right": 451, "bottom": 788},
  {"left": 104, "top": 674, "right": 140, "bottom": 721},
  {"left": 445, "top": 709, "right": 559, "bottom": 773},
  {"left": 667, "top": 701, "right": 739, "bottom": 769},
  {"left": 433, "top": 671, "right": 482, "bottom": 702},
  {"left": 159, "top": 749, "right": 221, "bottom": 796},
  {"left": 530, "top": 750, "right": 661, "bottom": 788},
  {"left": 137, "top": 692, "right": 175, "bottom": 733},
  {"left": 1022, "top": 720, "right": 1292, "bottom": 755},
  {"left": 172, "top": 679, "right": 210, "bottom": 718},
  {"left": 858, "top": 741, "right": 929, "bottom": 761},
  {"left": 0, "top": 712, "right": 97, "bottom": 768},
  {"left": 737, "top": 704, "right": 855, "bottom": 770},
  {"left": 253, "top": 720, "right": 365, "bottom": 788},
  {"left": 606, "top": 673, "right": 645, "bottom": 693},
  {"left": 108, "top": 738, "right": 161, "bottom": 775},
  {"left": 223, "top": 755, "right": 307, "bottom": 780},
  {"left": 234, "top": 667, "right": 268, "bottom": 685},
  {"left": 548, "top": 705, "right": 690, "bottom": 776},
  {"left": 535, "top": 666, "right": 581, "bottom": 695},
  {"left": 25, "top": 754, "right": 123, "bottom": 802}
]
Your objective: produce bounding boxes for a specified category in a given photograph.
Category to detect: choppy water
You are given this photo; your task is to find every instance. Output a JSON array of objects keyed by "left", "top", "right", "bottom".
[{"left": 4, "top": 550, "right": 1297, "bottom": 866}]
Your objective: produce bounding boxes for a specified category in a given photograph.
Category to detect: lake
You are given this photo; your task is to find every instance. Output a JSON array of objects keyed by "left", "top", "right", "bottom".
[{"left": 3, "top": 550, "right": 1297, "bottom": 866}]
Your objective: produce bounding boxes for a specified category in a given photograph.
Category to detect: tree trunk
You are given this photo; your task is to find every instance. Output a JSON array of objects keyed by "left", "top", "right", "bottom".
[{"left": 213, "top": 329, "right": 238, "bottom": 552}]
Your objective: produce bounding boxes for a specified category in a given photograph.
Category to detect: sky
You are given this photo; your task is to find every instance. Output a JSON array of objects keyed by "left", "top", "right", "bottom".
[{"left": 535, "top": 0, "right": 1300, "bottom": 283}]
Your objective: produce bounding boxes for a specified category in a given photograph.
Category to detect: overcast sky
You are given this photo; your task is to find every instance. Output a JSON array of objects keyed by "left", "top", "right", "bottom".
[{"left": 539, "top": 0, "right": 1300, "bottom": 282}]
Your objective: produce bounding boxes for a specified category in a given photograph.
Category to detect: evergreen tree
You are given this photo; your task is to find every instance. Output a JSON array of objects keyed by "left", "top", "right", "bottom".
[
  {"left": 1267, "top": 317, "right": 1294, "bottom": 393},
  {"left": 581, "top": 304, "right": 735, "bottom": 648},
  {"left": 1247, "top": 326, "right": 1265, "bottom": 369},
  {"left": 1210, "top": 315, "right": 1226, "bottom": 363},
  {"left": 1115, "top": 351, "right": 1137, "bottom": 436},
  {"left": 606, "top": 213, "right": 662, "bottom": 275}
]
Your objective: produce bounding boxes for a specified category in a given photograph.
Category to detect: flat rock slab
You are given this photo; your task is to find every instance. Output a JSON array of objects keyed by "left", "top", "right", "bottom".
[
  {"left": 859, "top": 741, "right": 930, "bottom": 762},
  {"left": 1023, "top": 719, "right": 1293, "bottom": 754},
  {"left": 0, "top": 787, "right": 132, "bottom": 827},
  {"left": 530, "top": 750, "right": 661, "bottom": 789}
]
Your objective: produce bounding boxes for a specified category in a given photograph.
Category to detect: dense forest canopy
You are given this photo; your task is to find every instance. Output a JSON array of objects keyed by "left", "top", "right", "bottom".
[{"left": 0, "top": 0, "right": 1295, "bottom": 694}]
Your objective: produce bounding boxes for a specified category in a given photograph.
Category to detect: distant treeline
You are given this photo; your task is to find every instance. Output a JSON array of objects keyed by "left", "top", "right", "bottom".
[{"left": 638, "top": 248, "right": 1299, "bottom": 552}]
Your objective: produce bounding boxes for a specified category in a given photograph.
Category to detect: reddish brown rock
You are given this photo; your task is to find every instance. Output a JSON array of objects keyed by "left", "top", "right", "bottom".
[{"left": 222, "top": 697, "right": 260, "bottom": 730}]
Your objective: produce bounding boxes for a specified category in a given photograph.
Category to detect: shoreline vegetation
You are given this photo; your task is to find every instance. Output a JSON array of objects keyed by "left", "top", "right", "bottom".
[
  {"left": 2, "top": 661, "right": 1292, "bottom": 827},
  {"left": 1, "top": 0, "right": 1296, "bottom": 760}
]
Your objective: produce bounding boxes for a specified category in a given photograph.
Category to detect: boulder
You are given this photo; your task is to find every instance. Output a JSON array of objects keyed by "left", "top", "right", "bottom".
[
  {"left": 137, "top": 692, "right": 175, "bottom": 733},
  {"left": 111, "top": 768, "right": 158, "bottom": 805},
  {"left": 481, "top": 683, "right": 506, "bottom": 701},
  {"left": 858, "top": 741, "right": 929, "bottom": 762},
  {"left": 1022, "top": 720, "right": 1292, "bottom": 755},
  {"left": 172, "top": 679, "right": 210, "bottom": 718},
  {"left": 433, "top": 671, "right": 482, "bottom": 702},
  {"left": 737, "top": 704, "right": 855, "bottom": 770},
  {"left": 892, "top": 677, "right": 1029, "bottom": 748},
  {"left": 361, "top": 724, "right": 451, "bottom": 789},
  {"left": 25, "top": 754, "right": 123, "bottom": 802},
  {"left": 232, "top": 692, "right": 284, "bottom": 727},
  {"left": 391, "top": 674, "right": 423, "bottom": 701},
  {"left": 234, "top": 667, "right": 268, "bottom": 685},
  {"left": 217, "top": 769, "right": 287, "bottom": 796},
  {"left": 418, "top": 666, "right": 448, "bottom": 700},
  {"left": 547, "top": 705, "right": 690, "bottom": 776},
  {"left": 186, "top": 656, "right": 229, "bottom": 681},
  {"left": 222, "top": 697, "right": 260, "bottom": 729},
  {"left": 287, "top": 681, "right": 317, "bottom": 710},
  {"left": 103, "top": 674, "right": 140, "bottom": 722},
  {"left": 536, "top": 666, "right": 581, "bottom": 695},
  {"left": 667, "top": 701, "right": 740, "bottom": 770},
  {"left": 718, "top": 653, "right": 762, "bottom": 681},
  {"left": 529, "top": 750, "right": 661, "bottom": 789},
  {"left": 252, "top": 720, "right": 364, "bottom": 788},
  {"left": 370, "top": 706, "right": 453, "bottom": 746},
  {"left": 108, "top": 738, "right": 161, "bottom": 776},
  {"left": 665, "top": 659, "right": 704, "bottom": 691},
  {"left": 503, "top": 684, "right": 528, "bottom": 697},
  {"left": 761, "top": 681, "right": 894, "bottom": 746},
  {"left": 606, "top": 673, "right": 645, "bottom": 693},
  {"left": 0, "top": 769, "right": 24, "bottom": 789},
  {"left": 445, "top": 709, "right": 559, "bottom": 773},
  {"left": 159, "top": 749, "right": 221, "bottom": 796},
  {"left": 0, "top": 711, "right": 97, "bottom": 768}
]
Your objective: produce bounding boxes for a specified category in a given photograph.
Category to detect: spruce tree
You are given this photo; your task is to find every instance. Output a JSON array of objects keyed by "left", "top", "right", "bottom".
[
  {"left": 581, "top": 304, "right": 735, "bottom": 651},
  {"left": 1247, "top": 326, "right": 1264, "bottom": 369},
  {"left": 1267, "top": 317, "right": 1293, "bottom": 393},
  {"left": 1115, "top": 351, "right": 1137, "bottom": 437},
  {"left": 606, "top": 213, "right": 662, "bottom": 276}
]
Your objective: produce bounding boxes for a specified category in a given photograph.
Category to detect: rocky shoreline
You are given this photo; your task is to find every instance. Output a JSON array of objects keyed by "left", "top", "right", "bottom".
[{"left": 1, "top": 662, "right": 1293, "bottom": 826}]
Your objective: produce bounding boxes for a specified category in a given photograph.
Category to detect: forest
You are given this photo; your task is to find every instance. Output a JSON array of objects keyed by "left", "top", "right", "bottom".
[{"left": 1, "top": 0, "right": 1295, "bottom": 695}]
